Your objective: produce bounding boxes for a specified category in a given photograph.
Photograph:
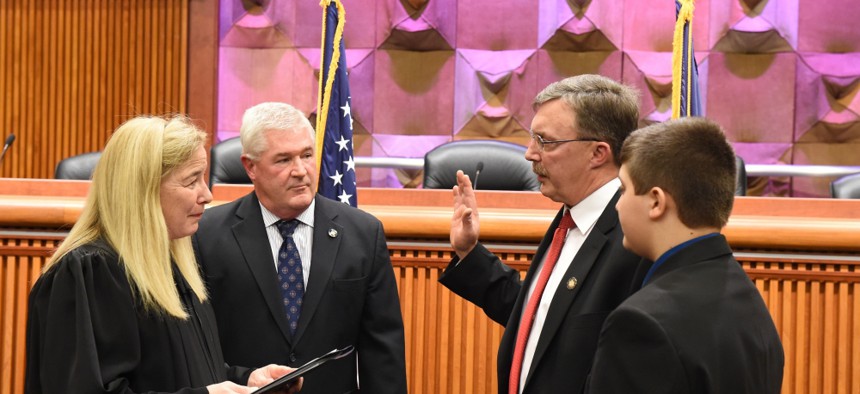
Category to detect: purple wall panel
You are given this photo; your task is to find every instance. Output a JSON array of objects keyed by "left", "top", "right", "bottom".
[
  {"left": 217, "top": 47, "right": 318, "bottom": 137},
  {"left": 795, "top": 53, "right": 860, "bottom": 143},
  {"left": 621, "top": 0, "right": 677, "bottom": 52},
  {"left": 372, "top": 50, "right": 456, "bottom": 136},
  {"left": 453, "top": 49, "right": 536, "bottom": 139},
  {"left": 798, "top": 0, "right": 860, "bottom": 52},
  {"left": 457, "top": 0, "right": 538, "bottom": 49},
  {"left": 623, "top": 50, "right": 674, "bottom": 125},
  {"left": 349, "top": 50, "right": 377, "bottom": 136},
  {"left": 706, "top": 52, "right": 796, "bottom": 143},
  {"left": 377, "top": 0, "right": 457, "bottom": 50},
  {"left": 709, "top": 0, "right": 797, "bottom": 52}
]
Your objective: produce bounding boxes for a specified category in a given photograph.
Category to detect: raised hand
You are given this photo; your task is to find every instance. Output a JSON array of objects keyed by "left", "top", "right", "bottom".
[{"left": 450, "top": 170, "right": 480, "bottom": 259}]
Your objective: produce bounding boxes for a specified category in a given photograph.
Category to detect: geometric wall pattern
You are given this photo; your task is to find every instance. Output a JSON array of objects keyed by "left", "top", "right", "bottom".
[{"left": 217, "top": 0, "right": 860, "bottom": 197}]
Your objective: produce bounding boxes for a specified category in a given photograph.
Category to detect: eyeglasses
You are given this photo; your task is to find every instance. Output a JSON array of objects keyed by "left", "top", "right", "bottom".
[{"left": 529, "top": 131, "right": 602, "bottom": 152}]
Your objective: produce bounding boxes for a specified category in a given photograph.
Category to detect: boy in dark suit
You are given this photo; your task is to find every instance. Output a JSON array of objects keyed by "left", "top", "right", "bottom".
[{"left": 587, "top": 117, "right": 784, "bottom": 393}]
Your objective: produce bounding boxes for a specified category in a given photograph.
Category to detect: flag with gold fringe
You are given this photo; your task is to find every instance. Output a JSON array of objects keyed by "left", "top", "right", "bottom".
[
  {"left": 671, "top": 0, "right": 702, "bottom": 118},
  {"left": 316, "top": 0, "right": 357, "bottom": 207}
]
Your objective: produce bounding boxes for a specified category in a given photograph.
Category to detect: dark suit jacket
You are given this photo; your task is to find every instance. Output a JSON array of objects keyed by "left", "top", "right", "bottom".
[
  {"left": 587, "top": 234, "right": 784, "bottom": 393},
  {"left": 193, "top": 193, "right": 407, "bottom": 394},
  {"left": 439, "top": 191, "right": 643, "bottom": 393}
]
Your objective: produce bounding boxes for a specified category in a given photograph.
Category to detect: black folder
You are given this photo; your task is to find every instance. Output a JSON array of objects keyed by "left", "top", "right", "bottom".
[{"left": 253, "top": 345, "right": 355, "bottom": 394}]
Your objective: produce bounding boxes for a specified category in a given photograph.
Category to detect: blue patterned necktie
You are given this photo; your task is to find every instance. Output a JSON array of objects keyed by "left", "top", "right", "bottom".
[{"left": 276, "top": 219, "right": 304, "bottom": 335}]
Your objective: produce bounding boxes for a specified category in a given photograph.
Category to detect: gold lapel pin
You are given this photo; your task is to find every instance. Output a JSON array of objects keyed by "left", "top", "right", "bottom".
[
  {"left": 328, "top": 229, "right": 338, "bottom": 238},
  {"left": 566, "top": 277, "right": 578, "bottom": 290}
]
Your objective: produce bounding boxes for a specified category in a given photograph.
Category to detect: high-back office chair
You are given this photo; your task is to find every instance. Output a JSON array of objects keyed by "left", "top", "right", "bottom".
[
  {"left": 209, "top": 136, "right": 251, "bottom": 187},
  {"left": 735, "top": 155, "right": 748, "bottom": 196},
  {"left": 422, "top": 140, "right": 540, "bottom": 191},
  {"left": 54, "top": 151, "right": 102, "bottom": 180},
  {"left": 830, "top": 173, "right": 860, "bottom": 199}
]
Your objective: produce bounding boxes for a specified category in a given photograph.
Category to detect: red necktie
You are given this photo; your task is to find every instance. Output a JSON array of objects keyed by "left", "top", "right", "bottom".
[{"left": 509, "top": 211, "right": 575, "bottom": 394}]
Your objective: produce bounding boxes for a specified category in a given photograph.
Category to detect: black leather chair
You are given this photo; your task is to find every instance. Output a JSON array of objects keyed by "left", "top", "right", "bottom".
[
  {"left": 735, "top": 155, "right": 747, "bottom": 196},
  {"left": 831, "top": 173, "right": 860, "bottom": 199},
  {"left": 422, "top": 140, "right": 540, "bottom": 191},
  {"left": 54, "top": 151, "right": 102, "bottom": 180},
  {"left": 209, "top": 136, "right": 251, "bottom": 187}
]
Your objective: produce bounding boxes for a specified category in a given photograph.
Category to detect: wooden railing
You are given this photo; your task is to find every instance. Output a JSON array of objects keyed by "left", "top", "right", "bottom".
[{"left": 2, "top": 179, "right": 860, "bottom": 394}]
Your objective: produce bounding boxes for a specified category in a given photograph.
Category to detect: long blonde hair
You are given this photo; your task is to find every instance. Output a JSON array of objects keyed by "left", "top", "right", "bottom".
[{"left": 46, "top": 115, "right": 209, "bottom": 319}]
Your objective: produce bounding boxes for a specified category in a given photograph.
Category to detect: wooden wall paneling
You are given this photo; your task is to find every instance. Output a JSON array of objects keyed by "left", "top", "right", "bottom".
[
  {"left": 0, "top": 235, "right": 58, "bottom": 394},
  {"left": 389, "top": 245, "right": 525, "bottom": 394},
  {"left": 823, "top": 268, "right": 835, "bottom": 394},
  {"left": 117, "top": 0, "right": 126, "bottom": 130},
  {"left": 0, "top": 1, "right": 188, "bottom": 179},
  {"left": 783, "top": 274, "right": 796, "bottom": 394},
  {"left": 165, "top": 0, "right": 174, "bottom": 111},
  {"left": 849, "top": 284, "right": 860, "bottom": 393},
  {"left": 60, "top": 1, "right": 70, "bottom": 163},
  {"left": 1, "top": 252, "right": 12, "bottom": 394},
  {"left": 97, "top": 0, "right": 107, "bottom": 150},
  {"left": 794, "top": 278, "right": 808, "bottom": 392},
  {"left": 83, "top": 0, "right": 94, "bottom": 150},
  {"left": 178, "top": 0, "right": 189, "bottom": 116},
  {"left": 837, "top": 280, "right": 850, "bottom": 394},
  {"left": 742, "top": 257, "right": 860, "bottom": 394},
  {"left": 186, "top": 0, "right": 218, "bottom": 138},
  {"left": 1, "top": 1, "right": 6, "bottom": 176},
  {"left": 22, "top": 2, "right": 33, "bottom": 177}
]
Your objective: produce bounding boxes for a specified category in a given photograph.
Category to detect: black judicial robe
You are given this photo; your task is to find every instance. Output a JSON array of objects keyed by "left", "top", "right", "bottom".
[{"left": 25, "top": 240, "right": 250, "bottom": 394}]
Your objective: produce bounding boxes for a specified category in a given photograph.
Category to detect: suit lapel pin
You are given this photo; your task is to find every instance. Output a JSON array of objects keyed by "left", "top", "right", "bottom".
[
  {"left": 328, "top": 228, "right": 338, "bottom": 238},
  {"left": 566, "top": 277, "right": 578, "bottom": 290}
]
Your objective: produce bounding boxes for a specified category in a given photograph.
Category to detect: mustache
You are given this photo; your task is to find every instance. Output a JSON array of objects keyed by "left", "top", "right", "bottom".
[{"left": 532, "top": 163, "right": 548, "bottom": 177}]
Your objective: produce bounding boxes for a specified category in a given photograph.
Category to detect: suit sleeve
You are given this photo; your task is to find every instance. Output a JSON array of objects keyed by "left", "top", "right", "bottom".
[
  {"left": 356, "top": 221, "right": 408, "bottom": 394},
  {"left": 586, "top": 305, "right": 686, "bottom": 394},
  {"left": 438, "top": 243, "right": 523, "bottom": 326},
  {"left": 25, "top": 252, "right": 208, "bottom": 394}
]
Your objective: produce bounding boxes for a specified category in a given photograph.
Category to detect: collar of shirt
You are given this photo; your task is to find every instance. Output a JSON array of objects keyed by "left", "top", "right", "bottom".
[
  {"left": 641, "top": 232, "right": 721, "bottom": 287},
  {"left": 259, "top": 199, "right": 316, "bottom": 229},
  {"left": 565, "top": 177, "right": 621, "bottom": 235}
]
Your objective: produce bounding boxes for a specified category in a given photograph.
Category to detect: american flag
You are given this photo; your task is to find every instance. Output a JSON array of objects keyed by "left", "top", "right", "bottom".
[
  {"left": 316, "top": 0, "right": 357, "bottom": 207},
  {"left": 672, "top": 0, "right": 702, "bottom": 118}
]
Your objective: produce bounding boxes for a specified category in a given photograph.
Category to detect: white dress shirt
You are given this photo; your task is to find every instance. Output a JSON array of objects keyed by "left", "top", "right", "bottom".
[{"left": 260, "top": 200, "right": 315, "bottom": 287}]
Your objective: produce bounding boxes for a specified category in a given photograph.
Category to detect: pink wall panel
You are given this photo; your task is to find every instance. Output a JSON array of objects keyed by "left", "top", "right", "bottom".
[
  {"left": 453, "top": 49, "right": 536, "bottom": 140},
  {"left": 217, "top": 47, "right": 318, "bottom": 135},
  {"left": 457, "top": 0, "right": 538, "bottom": 49},
  {"left": 706, "top": 52, "right": 796, "bottom": 143},
  {"left": 798, "top": 0, "right": 860, "bottom": 52},
  {"left": 372, "top": 50, "right": 456, "bottom": 136},
  {"left": 794, "top": 53, "right": 860, "bottom": 144},
  {"left": 377, "top": 0, "right": 457, "bottom": 50},
  {"left": 623, "top": 50, "right": 674, "bottom": 124}
]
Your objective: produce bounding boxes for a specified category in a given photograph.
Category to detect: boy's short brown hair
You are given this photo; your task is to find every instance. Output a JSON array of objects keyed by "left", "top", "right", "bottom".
[{"left": 620, "top": 117, "right": 736, "bottom": 229}]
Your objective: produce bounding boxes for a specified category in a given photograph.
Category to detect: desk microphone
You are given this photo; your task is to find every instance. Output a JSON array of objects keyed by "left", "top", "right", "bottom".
[
  {"left": 0, "top": 133, "right": 15, "bottom": 166},
  {"left": 473, "top": 161, "right": 484, "bottom": 190}
]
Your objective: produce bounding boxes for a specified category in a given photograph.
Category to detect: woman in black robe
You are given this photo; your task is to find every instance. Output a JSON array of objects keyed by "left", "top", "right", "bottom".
[{"left": 25, "top": 116, "right": 300, "bottom": 394}]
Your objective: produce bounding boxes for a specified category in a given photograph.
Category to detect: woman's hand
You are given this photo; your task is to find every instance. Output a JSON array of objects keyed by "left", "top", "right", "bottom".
[
  {"left": 248, "top": 364, "right": 303, "bottom": 393},
  {"left": 206, "top": 381, "right": 255, "bottom": 393}
]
